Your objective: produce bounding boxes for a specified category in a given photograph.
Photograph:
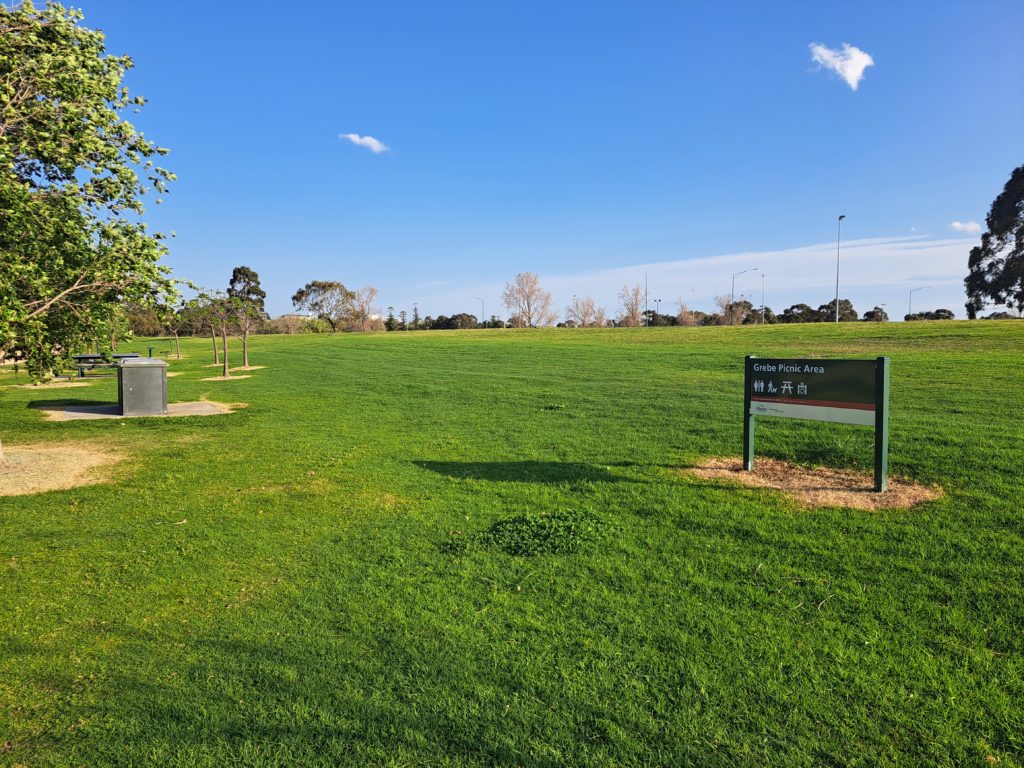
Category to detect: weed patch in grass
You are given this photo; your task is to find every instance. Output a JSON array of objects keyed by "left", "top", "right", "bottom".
[{"left": 445, "top": 508, "right": 615, "bottom": 556}]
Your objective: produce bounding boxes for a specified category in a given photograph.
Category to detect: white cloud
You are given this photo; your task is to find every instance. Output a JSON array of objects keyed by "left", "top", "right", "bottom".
[
  {"left": 339, "top": 133, "right": 389, "bottom": 154},
  {"left": 950, "top": 220, "right": 981, "bottom": 234},
  {"left": 809, "top": 42, "right": 875, "bottom": 91}
]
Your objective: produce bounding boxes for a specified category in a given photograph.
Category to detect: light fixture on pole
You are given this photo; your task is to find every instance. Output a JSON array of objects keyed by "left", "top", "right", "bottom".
[
  {"left": 473, "top": 296, "right": 485, "bottom": 328},
  {"left": 730, "top": 267, "right": 758, "bottom": 325},
  {"left": 835, "top": 214, "right": 846, "bottom": 322},
  {"left": 655, "top": 298, "right": 661, "bottom": 320},
  {"left": 908, "top": 286, "right": 927, "bottom": 318}
]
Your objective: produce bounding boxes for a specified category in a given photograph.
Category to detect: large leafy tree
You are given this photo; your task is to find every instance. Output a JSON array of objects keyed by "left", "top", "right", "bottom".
[
  {"left": 291, "top": 281, "right": 355, "bottom": 333},
  {"left": 965, "top": 165, "right": 1024, "bottom": 317},
  {"left": 0, "top": 2, "right": 175, "bottom": 379},
  {"left": 227, "top": 265, "right": 267, "bottom": 314}
]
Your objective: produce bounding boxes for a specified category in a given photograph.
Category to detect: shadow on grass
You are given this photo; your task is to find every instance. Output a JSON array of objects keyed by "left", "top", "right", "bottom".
[
  {"left": 27, "top": 398, "right": 114, "bottom": 410},
  {"left": 415, "top": 460, "right": 638, "bottom": 484}
]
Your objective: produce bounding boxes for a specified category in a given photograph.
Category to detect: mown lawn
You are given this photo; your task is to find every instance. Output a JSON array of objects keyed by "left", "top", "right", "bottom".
[{"left": 1, "top": 321, "right": 1021, "bottom": 766}]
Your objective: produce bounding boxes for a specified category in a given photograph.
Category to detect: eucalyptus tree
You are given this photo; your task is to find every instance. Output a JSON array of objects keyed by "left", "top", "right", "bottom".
[
  {"left": 965, "top": 165, "right": 1023, "bottom": 317},
  {"left": 291, "top": 281, "right": 355, "bottom": 333}
]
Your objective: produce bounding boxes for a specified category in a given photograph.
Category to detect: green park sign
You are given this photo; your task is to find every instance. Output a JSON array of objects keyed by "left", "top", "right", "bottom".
[{"left": 743, "top": 356, "right": 890, "bottom": 491}]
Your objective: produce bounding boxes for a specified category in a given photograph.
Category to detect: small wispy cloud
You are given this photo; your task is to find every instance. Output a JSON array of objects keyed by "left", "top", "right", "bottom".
[
  {"left": 809, "top": 42, "right": 875, "bottom": 91},
  {"left": 950, "top": 220, "right": 982, "bottom": 234},
  {"left": 339, "top": 133, "right": 389, "bottom": 154}
]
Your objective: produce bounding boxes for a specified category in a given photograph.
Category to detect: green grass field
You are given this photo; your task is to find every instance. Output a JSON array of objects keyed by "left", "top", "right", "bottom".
[{"left": 1, "top": 322, "right": 1022, "bottom": 766}]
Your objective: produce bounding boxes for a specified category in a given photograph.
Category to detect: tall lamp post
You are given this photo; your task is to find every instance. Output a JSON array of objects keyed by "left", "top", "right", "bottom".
[
  {"left": 835, "top": 214, "right": 846, "bottom": 322},
  {"left": 473, "top": 296, "right": 485, "bottom": 328},
  {"left": 655, "top": 298, "right": 661, "bottom": 323},
  {"left": 908, "top": 286, "right": 927, "bottom": 318},
  {"left": 760, "top": 273, "right": 766, "bottom": 324},
  {"left": 730, "top": 267, "right": 758, "bottom": 325}
]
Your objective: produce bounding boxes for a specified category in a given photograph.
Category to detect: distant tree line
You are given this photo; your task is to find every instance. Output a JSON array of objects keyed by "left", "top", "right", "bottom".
[{"left": 125, "top": 264, "right": 1016, "bottom": 347}]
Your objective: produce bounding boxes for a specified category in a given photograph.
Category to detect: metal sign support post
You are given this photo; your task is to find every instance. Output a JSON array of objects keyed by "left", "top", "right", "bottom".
[
  {"left": 874, "top": 356, "right": 890, "bottom": 492},
  {"left": 743, "top": 355, "right": 755, "bottom": 470}
]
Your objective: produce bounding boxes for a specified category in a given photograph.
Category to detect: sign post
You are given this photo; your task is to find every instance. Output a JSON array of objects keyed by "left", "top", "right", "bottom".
[{"left": 743, "top": 356, "right": 890, "bottom": 491}]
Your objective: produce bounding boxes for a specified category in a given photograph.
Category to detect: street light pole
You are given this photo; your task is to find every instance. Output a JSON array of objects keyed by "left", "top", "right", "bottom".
[
  {"left": 643, "top": 271, "right": 648, "bottom": 327},
  {"left": 655, "top": 298, "right": 661, "bottom": 321},
  {"left": 730, "top": 267, "right": 758, "bottom": 325},
  {"left": 761, "top": 273, "right": 765, "bottom": 324},
  {"left": 908, "top": 286, "right": 927, "bottom": 318},
  {"left": 835, "top": 214, "right": 846, "bottom": 322},
  {"left": 473, "top": 296, "right": 484, "bottom": 328}
]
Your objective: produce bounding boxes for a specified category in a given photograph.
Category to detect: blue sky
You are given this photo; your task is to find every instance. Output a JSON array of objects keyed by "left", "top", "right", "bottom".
[{"left": 84, "top": 0, "right": 1023, "bottom": 319}]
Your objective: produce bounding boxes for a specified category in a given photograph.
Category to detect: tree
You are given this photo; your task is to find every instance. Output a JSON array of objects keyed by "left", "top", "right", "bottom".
[
  {"left": 965, "top": 164, "right": 1024, "bottom": 317},
  {"left": 199, "top": 292, "right": 235, "bottom": 378},
  {"left": 817, "top": 298, "right": 858, "bottom": 322},
  {"left": 227, "top": 266, "right": 266, "bottom": 366},
  {"left": 618, "top": 284, "right": 645, "bottom": 327},
  {"left": 502, "top": 272, "right": 557, "bottom": 327},
  {"left": 675, "top": 300, "right": 698, "bottom": 327},
  {"left": 0, "top": 3, "right": 176, "bottom": 382},
  {"left": 714, "top": 295, "right": 752, "bottom": 325},
  {"left": 227, "top": 266, "right": 267, "bottom": 314},
  {"left": 411, "top": 304, "right": 421, "bottom": 330},
  {"left": 160, "top": 299, "right": 193, "bottom": 359},
  {"left": 291, "top": 281, "right": 355, "bottom": 333},
  {"left": 125, "top": 303, "right": 163, "bottom": 336},
  {"left": 566, "top": 296, "right": 606, "bottom": 328},
  {"left": 862, "top": 306, "right": 889, "bottom": 322},
  {"left": 385, "top": 306, "right": 397, "bottom": 332},
  {"left": 905, "top": 308, "right": 956, "bottom": 321},
  {"left": 351, "top": 287, "right": 379, "bottom": 332},
  {"left": 233, "top": 300, "right": 262, "bottom": 367},
  {"left": 778, "top": 303, "right": 819, "bottom": 323}
]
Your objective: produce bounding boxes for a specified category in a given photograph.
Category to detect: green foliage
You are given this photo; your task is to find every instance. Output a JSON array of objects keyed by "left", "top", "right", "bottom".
[
  {"left": 905, "top": 308, "right": 956, "bottom": 321},
  {"left": 0, "top": 2, "right": 175, "bottom": 378},
  {"left": 227, "top": 266, "right": 267, "bottom": 314},
  {"left": 479, "top": 508, "right": 612, "bottom": 555},
  {"left": 291, "top": 280, "right": 355, "bottom": 333},
  {"left": 966, "top": 164, "right": 1024, "bottom": 316},
  {"left": 778, "top": 302, "right": 818, "bottom": 323},
  {"left": 817, "top": 298, "right": 859, "bottom": 322}
]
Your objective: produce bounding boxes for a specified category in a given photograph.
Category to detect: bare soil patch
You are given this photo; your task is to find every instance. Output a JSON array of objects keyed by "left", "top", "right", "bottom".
[
  {"left": 230, "top": 366, "right": 266, "bottom": 372},
  {"left": 685, "top": 457, "right": 942, "bottom": 510},
  {"left": 0, "top": 443, "right": 124, "bottom": 496},
  {"left": 33, "top": 400, "right": 242, "bottom": 422},
  {"left": 201, "top": 375, "right": 251, "bottom": 382},
  {"left": 12, "top": 380, "right": 93, "bottom": 389}
]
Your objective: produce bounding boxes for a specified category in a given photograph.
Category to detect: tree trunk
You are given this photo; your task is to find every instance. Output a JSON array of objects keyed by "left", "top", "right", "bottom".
[
  {"left": 210, "top": 326, "right": 218, "bottom": 362},
  {"left": 173, "top": 332, "right": 180, "bottom": 359},
  {"left": 221, "top": 327, "right": 230, "bottom": 378},
  {"left": 242, "top": 329, "right": 249, "bottom": 367}
]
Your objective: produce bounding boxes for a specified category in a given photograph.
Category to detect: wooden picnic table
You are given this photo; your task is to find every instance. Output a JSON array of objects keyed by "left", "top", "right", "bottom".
[{"left": 72, "top": 352, "right": 139, "bottom": 377}]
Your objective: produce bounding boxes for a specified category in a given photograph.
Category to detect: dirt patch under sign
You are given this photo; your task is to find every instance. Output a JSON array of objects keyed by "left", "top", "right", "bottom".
[{"left": 685, "top": 457, "right": 942, "bottom": 510}]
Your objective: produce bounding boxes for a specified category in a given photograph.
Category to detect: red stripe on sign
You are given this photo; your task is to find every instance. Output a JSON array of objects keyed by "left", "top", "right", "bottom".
[{"left": 751, "top": 396, "right": 875, "bottom": 411}]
